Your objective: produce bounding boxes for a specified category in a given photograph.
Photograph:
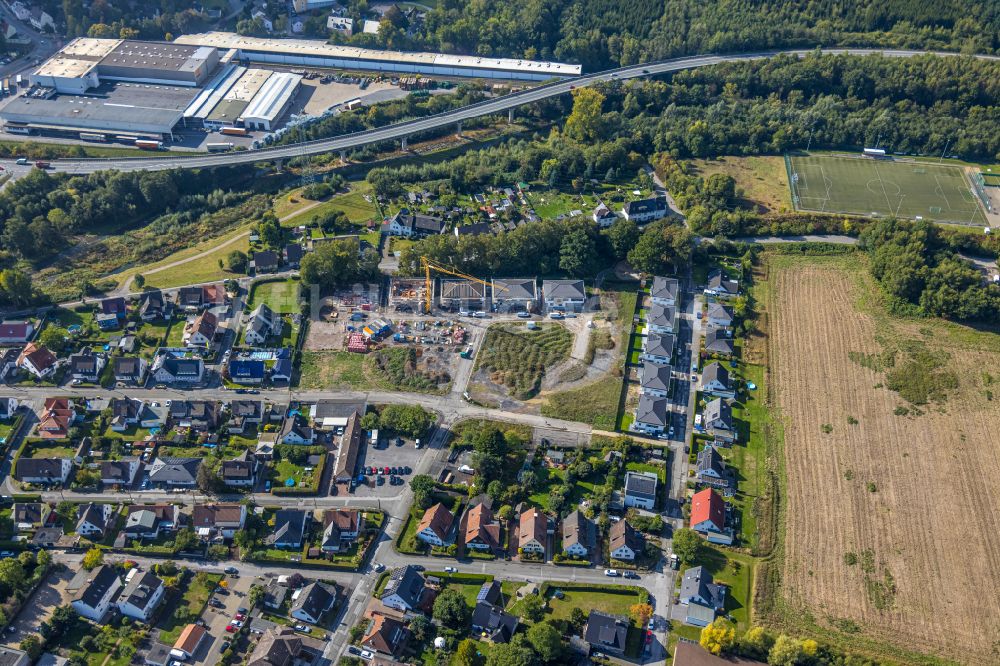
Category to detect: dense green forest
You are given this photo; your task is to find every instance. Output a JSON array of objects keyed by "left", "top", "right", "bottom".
[
  {"left": 338, "top": 0, "right": 999, "bottom": 69},
  {"left": 38, "top": 0, "right": 213, "bottom": 40}
]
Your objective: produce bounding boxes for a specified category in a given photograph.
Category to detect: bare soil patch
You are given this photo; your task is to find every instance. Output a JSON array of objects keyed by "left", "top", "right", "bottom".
[{"left": 767, "top": 256, "right": 1000, "bottom": 664}]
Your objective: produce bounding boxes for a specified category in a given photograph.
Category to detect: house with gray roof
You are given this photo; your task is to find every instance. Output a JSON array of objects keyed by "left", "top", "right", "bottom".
[
  {"left": 704, "top": 327, "right": 735, "bottom": 357},
  {"left": 704, "top": 398, "right": 736, "bottom": 442},
  {"left": 707, "top": 302, "right": 735, "bottom": 328},
  {"left": 640, "top": 362, "right": 673, "bottom": 398},
  {"left": 680, "top": 566, "right": 727, "bottom": 627},
  {"left": 696, "top": 445, "right": 732, "bottom": 490},
  {"left": 646, "top": 302, "right": 677, "bottom": 335},
  {"left": 650, "top": 276, "right": 679, "bottom": 307},
  {"left": 15, "top": 458, "right": 71, "bottom": 485},
  {"left": 642, "top": 332, "right": 675, "bottom": 364},
  {"left": 471, "top": 600, "right": 518, "bottom": 644},
  {"left": 71, "top": 565, "right": 122, "bottom": 622},
  {"left": 290, "top": 582, "right": 337, "bottom": 625},
  {"left": 623, "top": 471, "right": 658, "bottom": 510},
  {"left": 491, "top": 278, "right": 538, "bottom": 313},
  {"left": 117, "top": 570, "right": 165, "bottom": 622},
  {"left": 634, "top": 394, "right": 669, "bottom": 436},
  {"left": 268, "top": 509, "right": 308, "bottom": 549},
  {"left": 584, "top": 611, "right": 628, "bottom": 655},
  {"left": 101, "top": 458, "right": 140, "bottom": 487},
  {"left": 542, "top": 279, "right": 586, "bottom": 312},
  {"left": 561, "top": 510, "right": 595, "bottom": 559},
  {"left": 701, "top": 362, "right": 735, "bottom": 399},
  {"left": 147, "top": 457, "right": 201, "bottom": 488},
  {"left": 75, "top": 503, "right": 114, "bottom": 538},
  {"left": 705, "top": 270, "right": 739, "bottom": 299},
  {"left": 380, "top": 565, "right": 426, "bottom": 612}
]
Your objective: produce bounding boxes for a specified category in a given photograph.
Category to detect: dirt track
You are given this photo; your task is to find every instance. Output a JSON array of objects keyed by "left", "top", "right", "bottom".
[{"left": 769, "top": 258, "right": 1000, "bottom": 664}]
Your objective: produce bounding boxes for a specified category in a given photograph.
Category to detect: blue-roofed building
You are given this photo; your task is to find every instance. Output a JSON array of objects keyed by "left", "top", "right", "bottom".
[
  {"left": 228, "top": 359, "right": 266, "bottom": 385},
  {"left": 271, "top": 357, "right": 292, "bottom": 383}
]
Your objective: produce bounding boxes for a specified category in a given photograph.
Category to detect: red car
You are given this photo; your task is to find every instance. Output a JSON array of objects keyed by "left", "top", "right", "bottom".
[
  {"left": 235, "top": 613, "right": 246, "bottom": 621},
  {"left": 225, "top": 625, "right": 236, "bottom": 633},
  {"left": 383, "top": 466, "right": 390, "bottom": 474}
]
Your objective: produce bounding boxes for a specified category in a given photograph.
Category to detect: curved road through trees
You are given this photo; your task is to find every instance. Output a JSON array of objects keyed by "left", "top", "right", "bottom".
[{"left": 2, "top": 48, "right": 996, "bottom": 175}]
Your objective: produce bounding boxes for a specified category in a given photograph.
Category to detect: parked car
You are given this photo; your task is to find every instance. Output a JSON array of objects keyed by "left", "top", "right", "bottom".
[
  {"left": 224, "top": 566, "right": 239, "bottom": 574},
  {"left": 604, "top": 569, "right": 619, "bottom": 577},
  {"left": 624, "top": 571, "right": 640, "bottom": 580},
  {"left": 372, "top": 563, "right": 385, "bottom": 573},
  {"left": 517, "top": 312, "right": 531, "bottom": 318},
  {"left": 360, "top": 650, "right": 374, "bottom": 660},
  {"left": 225, "top": 625, "right": 236, "bottom": 633},
  {"left": 294, "top": 624, "right": 308, "bottom": 632},
  {"left": 219, "top": 641, "right": 230, "bottom": 654},
  {"left": 444, "top": 566, "right": 457, "bottom": 573}
]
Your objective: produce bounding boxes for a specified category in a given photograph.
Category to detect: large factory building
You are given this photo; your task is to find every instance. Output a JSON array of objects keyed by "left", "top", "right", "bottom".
[
  {"left": 173, "top": 32, "right": 582, "bottom": 81},
  {"left": 0, "top": 32, "right": 581, "bottom": 141}
]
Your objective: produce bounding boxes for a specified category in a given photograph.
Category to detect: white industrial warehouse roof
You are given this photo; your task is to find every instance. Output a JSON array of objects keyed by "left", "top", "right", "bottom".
[
  {"left": 34, "top": 38, "right": 121, "bottom": 78},
  {"left": 174, "top": 32, "right": 583, "bottom": 76},
  {"left": 241, "top": 71, "right": 301, "bottom": 123}
]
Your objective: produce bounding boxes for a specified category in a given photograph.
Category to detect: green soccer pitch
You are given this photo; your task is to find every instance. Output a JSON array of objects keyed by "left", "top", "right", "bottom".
[{"left": 786, "top": 154, "right": 986, "bottom": 225}]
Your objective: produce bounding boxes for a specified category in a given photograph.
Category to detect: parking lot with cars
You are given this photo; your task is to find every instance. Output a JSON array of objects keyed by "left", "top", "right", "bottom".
[
  {"left": 352, "top": 435, "right": 427, "bottom": 497},
  {"left": 191, "top": 572, "right": 253, "bottom": 666}
]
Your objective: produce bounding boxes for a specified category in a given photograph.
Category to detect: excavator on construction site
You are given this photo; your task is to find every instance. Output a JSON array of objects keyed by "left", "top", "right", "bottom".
[{"left": 420, "top": 256, "right": 507, "bottom": 314}]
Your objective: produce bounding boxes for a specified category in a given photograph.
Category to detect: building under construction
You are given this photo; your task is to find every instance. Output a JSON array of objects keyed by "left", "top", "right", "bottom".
[
  {"left": 389, "top": 278, "right": 427, "bottom": 313},
  {"left": 438, "top": 279, "right": 488, "bottom": 312}
]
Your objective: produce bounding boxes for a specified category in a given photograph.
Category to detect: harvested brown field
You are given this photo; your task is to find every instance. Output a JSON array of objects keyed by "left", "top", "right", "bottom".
[{"left": 766, "top": 255, "right": 1000, "bottom": 665}]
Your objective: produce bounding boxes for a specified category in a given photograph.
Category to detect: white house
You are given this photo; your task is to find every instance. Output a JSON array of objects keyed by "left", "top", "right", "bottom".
[
  {"left": 183, "top": 311, "right": 218, "bottom": 348},
  {"left": 633, "top": 394, "right": 668, "bottom": 435},
  {"left": 561, "top": 510, "right": 594, "bottom": 558},
  {"left": 650, "top": 276, "right": 679, "bottom": 307},
  {"left": 244, "top": 304, "right": 282, "bottom": 346},
  {"left": 642, "top": 332, "right": 674, "bottom": 364},
  {"left": 518, "top": 508, "right": 546, "bottom": 556},
  {"left": 290, "top": 582, "right": 336, "bottom": 624},
  {"left": 640, "top": 362, "right": 672, "bottom": 398},
  {"left": 690, "top": 488, "right": 733, "bottom": 545},
  {"left": 542, "top": 279, "right": 586, "bottom": 312},
  {"left": 117, "top": 570, "right": 165, "bottom": 622},
  {"left": 592, "top": 202, "right": 618, "bottom": 227},
  {"left": 623, "top": 471, "right": 658, "bottom": 510},
  {"left": 415, "top": 503, "right": 454, "bottom": 547},
  {"left": 72, "top": 565, "right": 123, "bottom": 622},
  {"left": 327, "top": 15, "right": 354, "bottom": 34},
  {"left": 621, "top": 196, "right": 667, "bottom": 223},
  {"left": 16, "top": 343, "right": 58, "bottom": 379},
  {"left": 380, "top": 566, "right": 426, "bottom": 612},
  {"left": 701, "top": 362, "right": 736, "bottom": 399},
  {"left": 75, "top": 503, "right": 114, "bottom": 538},
  {"left": 15, "top": 458, "right": 72, "bottom": 485},
  {"left": 609, "top": 520, "right": 644, "bottom": 561}
]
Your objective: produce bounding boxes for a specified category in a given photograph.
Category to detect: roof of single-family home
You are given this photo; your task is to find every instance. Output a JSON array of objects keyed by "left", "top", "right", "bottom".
[
  {"left": 704, "top": 398, "right": 733, "bottom": 429},
  {"left": 636, "top": 394, "right": 668, "bottom": 427},
  {"left": 561, "top": 509, "right": 595, "bottom": 553},
  {"left": 702, "top": 362, "right": 730, "bottom": 388},
  {"left": 417, "top": 503, "right": 454, "bottom": 542},
  {"left": 645, "top": 332, "right": 675, "bottom": 358},
  {"left": 651, "top": 276, "right": 679, "bottom": 301},
  {"left": 647, "top": 302, "right": 676, "bottom": 330},
  {"left": 640, "top": 362, "right": 672, "bottom": 393},
  {"left": 609, "top": 519, "right": 644, "bottom": 554},
  {"left": 543, "top": 279, "right": 586, "bottom": 301},
  {"left": 691, "top": 488, "right": 726, "bottom": 530},
  {"left": 624, "top": 471, "right": 658, "bottom": 500},
  {"left": 518, "top": 507, "right": 546, "bottom": 548}
]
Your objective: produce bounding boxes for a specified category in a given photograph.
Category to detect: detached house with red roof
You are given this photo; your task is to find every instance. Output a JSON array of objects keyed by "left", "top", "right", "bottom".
[
  {"left": 37, "top": 398, "right": 77, "bottom": 439},
  {"left": 690, "top": 488, "right": 733, "bottom": 545},
  {"left": 416, "top": 503, "right": 455, "bottom": 547},
  {"left": 17, "top": 342, "right": 58, "bottom": 379}
]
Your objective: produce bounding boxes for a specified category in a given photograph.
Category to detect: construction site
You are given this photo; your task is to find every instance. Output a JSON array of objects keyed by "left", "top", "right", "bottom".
[{"left": 388, "top": 278, "right": 428, "bottom": 313}]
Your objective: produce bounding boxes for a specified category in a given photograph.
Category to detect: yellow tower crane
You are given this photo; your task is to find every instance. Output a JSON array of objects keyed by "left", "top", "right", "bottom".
[{"left": 420, "top": 256, "right": 507, "bottom": 314}]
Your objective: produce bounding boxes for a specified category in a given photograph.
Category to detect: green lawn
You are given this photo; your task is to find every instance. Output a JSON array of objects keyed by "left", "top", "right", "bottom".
[
  {"left": 143, "top": 235, "right": 250, "bottom": 289},
  {"left": 297, "top": 351, "right": 367, "bottom": 389},
  {"left": 249, "top": 279, "right": 302, "bottom": 314},
  {"left": 727, "top": 363, "right": 772, "bottom": 548},
  {"left": 102, "top": 424, "right": 155, "bottom": 442},
  {"left": 157, "top": 572, "right": 222, "bottom": 644},
  {"left": 0, "top": 421, "right": 15, "bottom": 444},
  {"left": 526, "top": 466, "right": 600, "bottom": 513},
  {"left": 272, "top": 459, "right": 318, "bottom": 489},
  {"left": 164, "top": 320, "right": 186, "bottom": 348},
  {"left": 543, "top": 584, "right": 646, "bottom": 621},
  {"left": 280, "top": 184, "right": 378, "bottom": 228},
  {"left": 26, "top": 442, "right": 76, "bottom": 458},
  {"left": 540, "top": 374, "right": 623, "bottom": 429},
  {"left": 683, "top": 546, "right": 755, "bottom": 628}
]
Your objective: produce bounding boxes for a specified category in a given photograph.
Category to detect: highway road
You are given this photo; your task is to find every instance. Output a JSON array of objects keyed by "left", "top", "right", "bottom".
[{"left": 2, "top": 48, "right": 995, "bottom": 176}]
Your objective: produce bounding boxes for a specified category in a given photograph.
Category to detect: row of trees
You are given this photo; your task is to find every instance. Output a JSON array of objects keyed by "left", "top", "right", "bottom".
[
  {"left": 0, "top": 167, "right": 253, "bottom": 265},
  {"left": 859, "top": 218, "right": 1000, "bottom": 322},
  {"left": 324, "top": 0, "right": 998, "bottom": 71}
]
